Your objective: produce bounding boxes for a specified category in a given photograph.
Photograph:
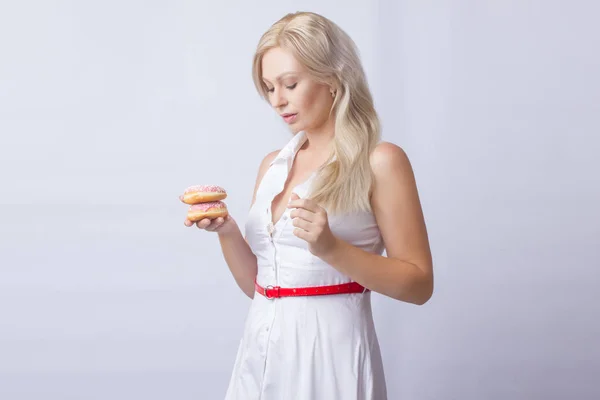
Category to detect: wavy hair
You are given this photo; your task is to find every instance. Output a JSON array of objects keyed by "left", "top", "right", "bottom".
[{"left": 252, "top": 11, "right": 381, "bottom": 215}]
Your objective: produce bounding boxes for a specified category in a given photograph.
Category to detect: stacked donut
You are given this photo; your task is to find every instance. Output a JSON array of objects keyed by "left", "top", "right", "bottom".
[{"left": 180, "top": 185, "right": 228, "bottom": 222}]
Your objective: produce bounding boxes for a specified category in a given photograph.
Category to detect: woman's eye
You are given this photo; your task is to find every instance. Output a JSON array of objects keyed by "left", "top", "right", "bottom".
[{"left": 266, "top": 83, "right": 296, "bottom": 93}]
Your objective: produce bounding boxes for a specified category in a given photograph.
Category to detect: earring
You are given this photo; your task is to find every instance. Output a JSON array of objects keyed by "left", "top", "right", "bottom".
[{"left": 330, "top": 89, "right": 336, "bottom": 98}]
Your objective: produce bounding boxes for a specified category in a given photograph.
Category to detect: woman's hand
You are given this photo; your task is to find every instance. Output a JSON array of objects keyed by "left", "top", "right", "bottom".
[
  {"left": 180, "top": 195, "right": 237, "bottom": 235},
  {"left": 287, "top": 192, "right": 339, "bottom": 258}
]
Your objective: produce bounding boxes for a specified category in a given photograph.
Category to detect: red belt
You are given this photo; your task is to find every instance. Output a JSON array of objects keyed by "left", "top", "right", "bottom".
[{"left": 255, "top": 279, "right": 368, "bottom": 299}]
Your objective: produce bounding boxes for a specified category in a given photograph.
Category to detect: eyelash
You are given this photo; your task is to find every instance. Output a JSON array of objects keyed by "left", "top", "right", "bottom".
[{"left": 267, "top": 83, "right": 297, "bottom": 93}]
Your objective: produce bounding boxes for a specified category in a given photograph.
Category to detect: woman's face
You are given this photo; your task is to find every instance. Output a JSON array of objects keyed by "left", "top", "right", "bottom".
[{"left": 261, "top": 47, "right": 334, "bottom": 133}]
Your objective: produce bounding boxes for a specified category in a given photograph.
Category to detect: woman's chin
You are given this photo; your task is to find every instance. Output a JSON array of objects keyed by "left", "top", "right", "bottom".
[{"left": 288, "top": 125, "right": 303, "bottom": 134}]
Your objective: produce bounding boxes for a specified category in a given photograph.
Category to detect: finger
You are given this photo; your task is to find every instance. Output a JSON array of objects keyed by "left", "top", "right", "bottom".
[
  {"left": 288, "top": 198, "right": 319, "bottom": 213},
  {"left": 292, "top": 217, "right": 312, "bottom": 232},
  {"left": 291, "top": 208, "right": 316, "bottom": 223},
  {"left": 287, "top": 193, "right": 302, "bottom": 208},
  {"left": 206, "top": 217, "right": 224, "bottom": 231},
  {"left": 195, "top": 218, "right": 212, "bottom": 229},
  {"left": 292, "top": 227, "right": 308, "bottom": 240},
  {"left": 184, "top": 218, "right": 193, "bottom": 227}
]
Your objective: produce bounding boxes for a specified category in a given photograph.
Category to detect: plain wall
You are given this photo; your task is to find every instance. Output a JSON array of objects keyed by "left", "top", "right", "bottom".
[{"left": 1, "top": 1, "right": 598, "bottom": 399}]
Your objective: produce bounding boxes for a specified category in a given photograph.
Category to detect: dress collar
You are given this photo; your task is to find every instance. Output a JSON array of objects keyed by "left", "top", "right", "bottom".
[{"left": 269, "top": 131, "right": 308, "bottom": 167}]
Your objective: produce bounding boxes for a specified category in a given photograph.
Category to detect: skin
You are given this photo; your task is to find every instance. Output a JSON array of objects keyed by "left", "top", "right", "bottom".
[{"left": 182, "top": 46, "right": 434, "bottom": 304}]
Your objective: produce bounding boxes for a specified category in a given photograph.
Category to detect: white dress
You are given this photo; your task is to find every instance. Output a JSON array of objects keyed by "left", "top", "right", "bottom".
[{"left": 225, "top": 131, "right": 388, "bottom": 400}]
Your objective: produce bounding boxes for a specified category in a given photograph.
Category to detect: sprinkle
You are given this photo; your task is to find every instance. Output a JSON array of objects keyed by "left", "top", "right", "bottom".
[{"left": 184, "top": 185, "right": 226, "bottom": 194}]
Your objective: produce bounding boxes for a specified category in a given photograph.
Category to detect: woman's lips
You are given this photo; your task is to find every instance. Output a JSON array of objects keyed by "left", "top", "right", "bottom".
[{"left": 283, "top": 114, "right": 297, "bottom": 123}]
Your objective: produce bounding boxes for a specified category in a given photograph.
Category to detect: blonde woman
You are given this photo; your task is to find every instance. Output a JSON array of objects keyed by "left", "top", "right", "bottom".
[{"left": 184, "top": 11, "right": 434, "bottom": 399}]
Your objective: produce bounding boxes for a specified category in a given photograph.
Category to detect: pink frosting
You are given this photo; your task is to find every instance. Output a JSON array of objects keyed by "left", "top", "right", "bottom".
[
  {"left": 184, "top": 185, "right": 226, "bottom": 194},
  {"left": 189, "top": 201, "right": 226, "bottom": 211}
]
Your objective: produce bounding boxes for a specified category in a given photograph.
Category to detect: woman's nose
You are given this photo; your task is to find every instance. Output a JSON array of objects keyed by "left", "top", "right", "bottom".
[{"left": 270, "top": 88, "right": 287, "bottom": 108}]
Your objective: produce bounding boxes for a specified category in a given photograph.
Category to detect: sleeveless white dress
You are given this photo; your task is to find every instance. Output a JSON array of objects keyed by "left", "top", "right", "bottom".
[{"left": 225, "top": 131, "right": 388, "bottom": 400}]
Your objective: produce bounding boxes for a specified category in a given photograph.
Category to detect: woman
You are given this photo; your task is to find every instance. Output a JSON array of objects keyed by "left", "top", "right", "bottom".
[{"left": 183, "top": 11, "right": 433, "bottom": 400}]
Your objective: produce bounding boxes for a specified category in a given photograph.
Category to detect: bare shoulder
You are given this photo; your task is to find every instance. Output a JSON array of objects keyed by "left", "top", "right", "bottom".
[
  {"left": 249, "top": 149, "right": 280, "bottom": 207},
  {"left": 370, "top": 142, "right": 418, "bottom": 211},
  {"left": 256, "top": 149, "right": 280, "bottom": 183},
  {"left": 260, "top": 149, "right": 280, "bottom": 171},
  {"left": 369, "top": 141, "right": 416, "bottom": 205},
  {"left": 370, "top": 141, "right": 414, "bottom": 184}
]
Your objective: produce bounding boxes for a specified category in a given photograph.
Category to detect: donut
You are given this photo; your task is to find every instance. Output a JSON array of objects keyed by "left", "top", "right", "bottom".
[
  {"left": 182, "top": 185, "right": 227, "bottom": 204},
  {"left": 187, "top": 201, "right": 228, "bottom": 222}
]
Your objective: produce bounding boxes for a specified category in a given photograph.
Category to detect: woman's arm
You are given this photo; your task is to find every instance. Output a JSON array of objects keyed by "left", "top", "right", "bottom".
[
  {"left": 217, "top": 150, "right": 279, "bottom": 298},
  {"left": 319, "top": 142, "right": 434, "bottom": 305}
]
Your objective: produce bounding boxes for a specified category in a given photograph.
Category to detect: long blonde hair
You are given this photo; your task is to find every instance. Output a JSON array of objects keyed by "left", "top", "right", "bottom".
[{"left": 252, "top": 11, "right": 381, "bottom": 216}]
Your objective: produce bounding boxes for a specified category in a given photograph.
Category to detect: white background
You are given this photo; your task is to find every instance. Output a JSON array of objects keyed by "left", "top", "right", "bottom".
[{"left": 1, "top": 1, "right": 598, "bottom": 399}]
